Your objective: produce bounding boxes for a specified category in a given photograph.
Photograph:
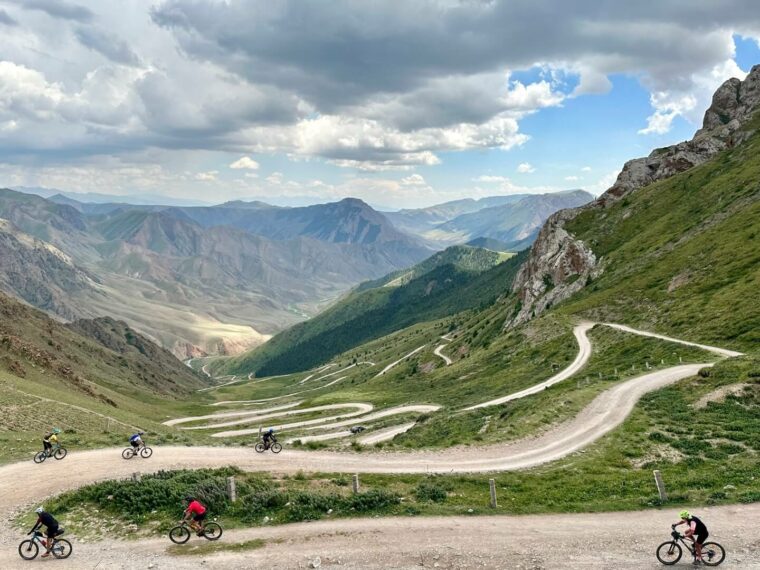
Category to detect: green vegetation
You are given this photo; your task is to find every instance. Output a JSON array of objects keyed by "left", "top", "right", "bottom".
[
  {"left": 562, "top": 126, "right": 760, "bottom": 351},
  {"left": 37, "top": 355, "right": 758, "bottom": 533},
  {"left": 0, "top": 291, "right": 214, "bottom": 463},
  {"left": 218, "top": 248, "right": 527, "bottom": 377}
]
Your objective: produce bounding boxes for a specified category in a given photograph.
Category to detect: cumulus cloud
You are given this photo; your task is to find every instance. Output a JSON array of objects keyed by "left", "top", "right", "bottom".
[
  {"left": 229, "top": 156, "right": 260, "bottom": 170},
  {"left": 266, "top": 172, "right": 284, "bottom": 184},
  {"left": 400, "top": 174, "right": 426, "bottom": 186},
  {"left": 517, "top": 162, "right": 535, "bottom": 173},
  {"left": 564, "top": 175, "right": 580, "bottom": 181},
  {"left": 581, "top": 166, "right": 592, "bottom": 172},
  {"left": 194, "top": 170, "right": 218, "bottom": 181},
  {"left": 1, "top": 0, "right": 759, "bottom": 195},
  {"left": 473, "top": 175, "right": 509, "bottom": 183}
]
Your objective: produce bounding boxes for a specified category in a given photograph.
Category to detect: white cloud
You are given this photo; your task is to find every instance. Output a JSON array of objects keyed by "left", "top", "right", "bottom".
[
  {"left": 587, "top": 169, "right": 622, "bottom": 195},
  {"left": 1, "top": 0, "right": 759, "bottom": 196},
  {"left": 229, "top": 156, "right": 260, "bottom": 169},
  {"left": 400, "top": 174, "right": 426, "bottom": 186},
  {"left": 581, "top": 166, "right": 592, "bottom": 172},
  {"left": 516, "top": 162, "right": 535, "bottom": 174},
  {"left": 473, "top": 175, "right": 509, "bottom": 183},
  {"left": 194, "top": 170, "right": 218, "bottom": 181},
  {"left": 564, "top": 175, "right": 580, "bottom": 181},
  {"left": 266, "top": 171, "right": 284, "bottom": 184},
  {"left": 639, "top": 60, "right": 747, "bottom": 135},
  {"left": 244, "top": 172, "right": 259, "bottom": 179}
]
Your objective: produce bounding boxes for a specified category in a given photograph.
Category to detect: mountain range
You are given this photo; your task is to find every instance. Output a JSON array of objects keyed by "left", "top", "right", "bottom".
[
  {"left": 218, "top": 65, "right": 760, "bottom": 378},
  {"left": 0, "top": 179, "right": 587, "bottom": 357}
]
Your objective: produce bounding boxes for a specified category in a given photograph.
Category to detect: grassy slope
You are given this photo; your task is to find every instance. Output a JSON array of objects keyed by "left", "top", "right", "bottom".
[
  {"left": 217, "top": 248, "right": 527, "bottom": 377},
  {"left": 0, "top": 292, "right": 215, "bottom": 462},
  {"left": 562, "top": 123, "right": 760, "bottom": 351},
  {"left": 37, "top": 353, "right": 758, "bottom": 534}
]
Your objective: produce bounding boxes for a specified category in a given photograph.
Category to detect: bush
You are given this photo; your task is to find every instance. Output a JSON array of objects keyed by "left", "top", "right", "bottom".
[{"left": 414, "top": 481, "right": 448, "bottom": 503}]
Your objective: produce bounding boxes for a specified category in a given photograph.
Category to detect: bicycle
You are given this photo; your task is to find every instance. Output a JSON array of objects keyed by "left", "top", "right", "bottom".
[
  {"left": 255, "top": 435, "right": 282, "bottom": 454},
  {"left": 168, "top": 519, "right": 223, "bottom": 544},
  {"left": 18, "top": 529, "right": 72, "bottom": 560},
  {"left": 656, "top": 526, "right": 725, "bottom": 566},
  {"left": 33, "top": 443, "right": 67, "bottom": 464},
  {"left": 122, "top": 443, "right": 153, "bottom": 459}
]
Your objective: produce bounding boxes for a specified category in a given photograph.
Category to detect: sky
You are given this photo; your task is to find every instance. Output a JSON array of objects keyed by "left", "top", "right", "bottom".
[{"left": 1, "top": 1, "right": 759, "bottom": 209}]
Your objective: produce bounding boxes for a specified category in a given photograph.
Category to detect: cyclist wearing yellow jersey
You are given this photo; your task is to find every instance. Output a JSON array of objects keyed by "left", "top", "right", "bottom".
[{"left": 42, "top": 428, "right": 61, "bottom": 456}]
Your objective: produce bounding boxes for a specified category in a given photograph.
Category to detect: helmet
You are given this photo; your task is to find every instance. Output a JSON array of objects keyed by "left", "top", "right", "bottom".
[
  {"left": 679, "top": 510, "right": 690, "bottom": 520},
  {"left": 35, "top": 507, "right": 44, "bottom": 514},
  {"left": 138, "top": 431, "right": 145, "bottom": 436},
  {"left": 52, "top": 428, "right": 61, "bottom": 434},
  {"left": 184, "top": 496, "right": 194, "bottom": 502}
]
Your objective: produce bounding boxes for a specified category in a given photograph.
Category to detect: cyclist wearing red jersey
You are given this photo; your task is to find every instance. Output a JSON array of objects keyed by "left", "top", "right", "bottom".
[{"left": 182, "top": 496, "right": 207, "bottom": 536}]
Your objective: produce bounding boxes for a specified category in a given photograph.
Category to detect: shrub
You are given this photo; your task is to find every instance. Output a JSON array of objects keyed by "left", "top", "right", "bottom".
[{"left": 415, "top": 481, "right": 447, "bottom": 503}]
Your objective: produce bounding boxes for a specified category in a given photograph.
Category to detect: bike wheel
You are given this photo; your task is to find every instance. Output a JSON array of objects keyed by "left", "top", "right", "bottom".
[
  {"left": 701, "top": 542, "right": 726, "bottom": 566},
  {"left": 122, "top": 448, "right": 134, "bottom": 459},
  {"left": 656, "top": 541, "right": 682, "bottom": 565},
  {"left": 140, "top": 446, "right": 153, "bottom": 458},
  {"left": 169, "top": 525, "right": 191, "bottom": 544},
  {"left": 254, "top": 442, "right": 266, "bottom": 453},
  {"left": 203, "top": 522, "right": 223, "bottom": 541},
  {"left": 54, "top": 447, "right": 67, "bottom": 460},
  {"left": 52, "top": 539, "right": 72, "bottom": 559},
  {"left": 18, "top": 539, "right": 39, "bottom": 560},
  {"left": 33, "top": 451, "right": 47, "bottom": 464},
  {"left": 271, "top": 442, "right": 283, "bottom": 454}
]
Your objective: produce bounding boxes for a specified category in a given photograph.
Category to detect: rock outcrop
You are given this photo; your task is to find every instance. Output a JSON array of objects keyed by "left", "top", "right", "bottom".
[{"left": 507, "top": 64, "right": 760, "bottom": 328}]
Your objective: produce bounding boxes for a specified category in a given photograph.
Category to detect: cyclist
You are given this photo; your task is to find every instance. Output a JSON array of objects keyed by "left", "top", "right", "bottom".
[
  {"left": 31, "top": 506, "right": 60, "bottom": 558},
  {"left": 262, "top": 428, "right": 276, "bottom": 449},
  {"left": 674, "top": 510, "right": 709, "bottom": 564},
  {"left": 42, "top": 428, "right": 61, "bottom": 456},
  {"left": 129, "top": 431, "right": 145, "bottom": 452},
  {"left": 182, "top": 496, "right": 207, "bottom": 536}
]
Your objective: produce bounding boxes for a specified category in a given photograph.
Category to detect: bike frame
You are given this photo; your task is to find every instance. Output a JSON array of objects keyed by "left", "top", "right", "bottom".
[
  {"left": 29, "top": 530, "right": 57, "bottom": 549},
  {"left": 44, "top": 443, "right": 62, "bottom": 456},
  {"left": 670, "top": 532, "right": 699, "bottom": 558}
]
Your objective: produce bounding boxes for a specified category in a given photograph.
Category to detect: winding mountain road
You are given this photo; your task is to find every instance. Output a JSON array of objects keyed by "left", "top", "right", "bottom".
[{"left": 0, "top": 322, "right": 746, "bottom": 568}]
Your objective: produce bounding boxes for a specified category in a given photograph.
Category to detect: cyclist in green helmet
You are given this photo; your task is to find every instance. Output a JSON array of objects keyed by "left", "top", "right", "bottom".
[{"left": 673, "top": 510, "right": 709, "bottom": 565}]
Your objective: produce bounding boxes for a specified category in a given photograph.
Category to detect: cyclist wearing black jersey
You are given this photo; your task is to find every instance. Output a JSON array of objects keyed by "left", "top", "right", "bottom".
[
  {"left": 674, "top": 510, "right": 708, "bottom": 564},
  {"left": 31, "top": 507, "right": 60, "bottom": 558}
]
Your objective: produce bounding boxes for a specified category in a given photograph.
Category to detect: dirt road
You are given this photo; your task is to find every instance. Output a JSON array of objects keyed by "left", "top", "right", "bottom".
[
  {"left": 465, "top": 322, "right": 595, "bottom": 410},
  {"left": 1, "top": 504, "right": 758, "bottom": 569}
]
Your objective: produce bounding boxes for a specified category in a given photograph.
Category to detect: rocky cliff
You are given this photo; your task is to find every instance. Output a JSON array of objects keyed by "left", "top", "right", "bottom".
[{"left": 507, "top": 64, "right": 760, "bottom": 327}]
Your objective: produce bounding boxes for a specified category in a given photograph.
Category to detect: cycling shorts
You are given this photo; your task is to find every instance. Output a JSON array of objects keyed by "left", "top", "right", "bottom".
[{"left": 193, "top": 512, "right": 207, "bottom": 522}]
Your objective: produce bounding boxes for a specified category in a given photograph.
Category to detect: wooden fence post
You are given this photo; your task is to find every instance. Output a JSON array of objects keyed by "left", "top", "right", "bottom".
[
  {"left": 131, "top": 472, "right": 141, "bottom": 483},
  {"left": 653, "top": 470, "right": 667, "bottom": 501},
  {"left": 352, "top": 474, "right": 360, "bottom": 494},
  {"left": 227, "top": 476, "right": 237, "bottom": 502},
  {"left": 489, "top": 479, "right": 497, "bottom": 508}
]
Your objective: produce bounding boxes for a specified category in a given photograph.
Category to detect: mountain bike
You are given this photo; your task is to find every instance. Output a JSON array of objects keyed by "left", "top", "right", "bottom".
[
  {"left": 33, "top": 443, "right": 67, "bottom": 463},
  {"left": 169, "top": 520, "right": 223, "bottom": 544},
  {"left": 656, "top": 527, "right": 725, "bottom": 566},
  {"left": 255, "top": 434, "right": 282, "bottom": 453},
  {"left": 18, "top": 529, "right": 72, "bottom": 560},
  {"left": 122, "top": 443, "right": 153, "bottom": 459}
]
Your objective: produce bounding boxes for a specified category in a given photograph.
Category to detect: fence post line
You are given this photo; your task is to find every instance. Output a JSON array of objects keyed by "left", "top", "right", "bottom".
[
  {"left": 227, "top": 476, "right": 237, "bottom": 502},
  {"left": 352, "top": 474, "right": 360, "bottom": 494},
  {"left": 653, "top": 470, "right": 667, "bottom": 501},
  {"left": 489, "top": 478, "right": 497, "bottom": 508}
]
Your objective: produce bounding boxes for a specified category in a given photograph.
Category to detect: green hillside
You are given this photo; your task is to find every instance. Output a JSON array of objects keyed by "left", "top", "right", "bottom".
[
  {"left": 558, "top": 117, "right": 760, "bottom": 350},
  {"left": 0, "top": 291, "right": 212, "bottom": 463},
  {"left": 216, "top": 247, "right": 525, "bottom": 376}
]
